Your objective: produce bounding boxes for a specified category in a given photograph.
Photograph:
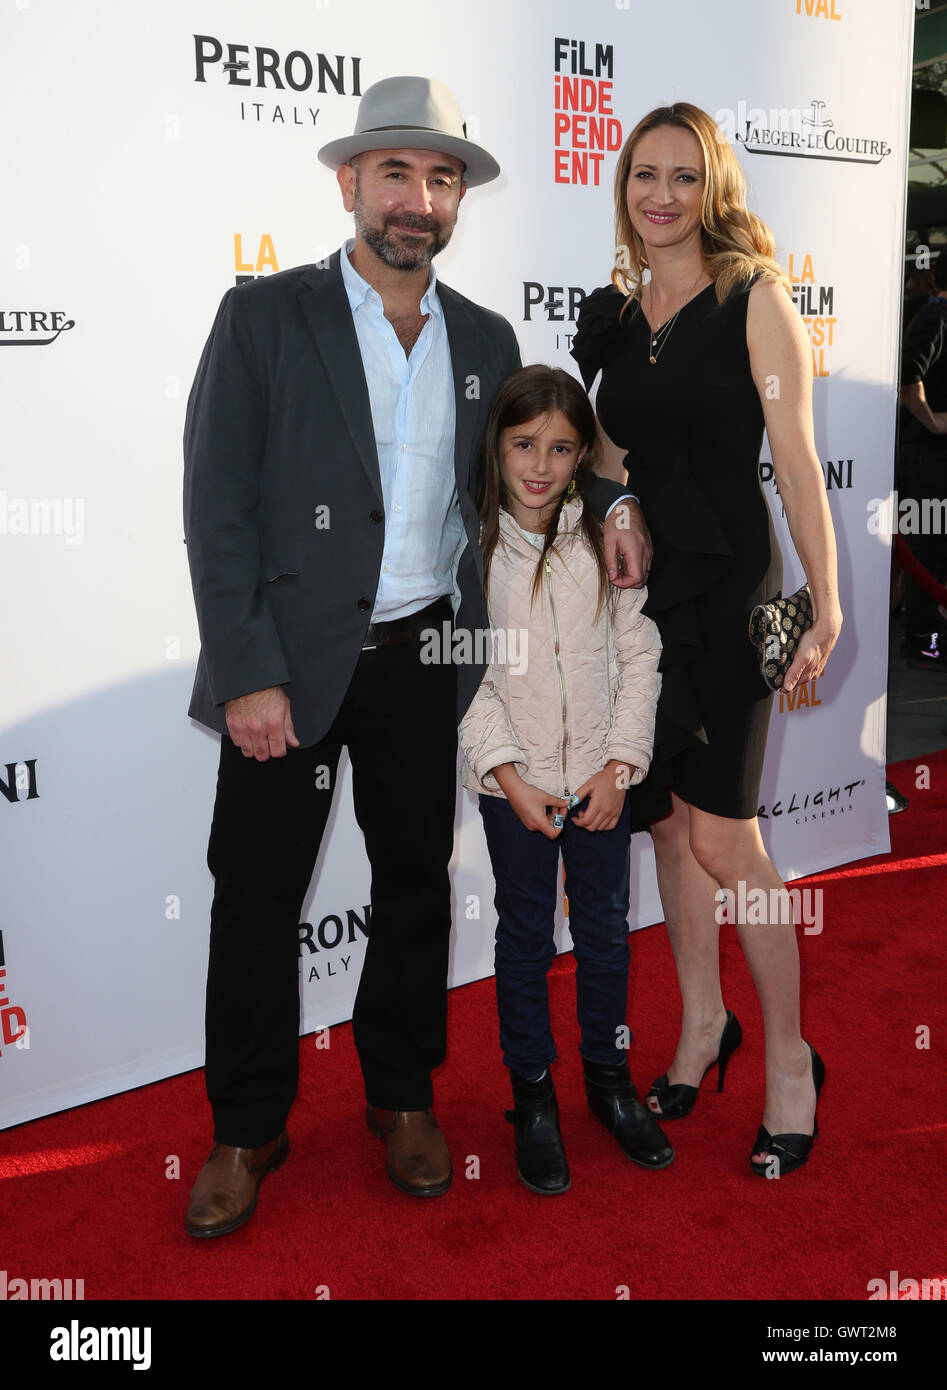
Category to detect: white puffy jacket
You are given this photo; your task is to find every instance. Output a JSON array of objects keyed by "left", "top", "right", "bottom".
[{"left": 460, "top": 499, "right": 662, "bottom": 800}]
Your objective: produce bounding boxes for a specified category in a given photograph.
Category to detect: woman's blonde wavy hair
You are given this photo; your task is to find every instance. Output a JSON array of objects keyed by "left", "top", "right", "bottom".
[{"left": 612, "top": 102, "right": 791, "bottom": 312}]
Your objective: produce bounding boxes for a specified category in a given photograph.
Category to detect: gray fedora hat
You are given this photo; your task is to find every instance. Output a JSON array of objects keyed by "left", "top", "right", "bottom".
[{"left": 317, "top": 75, "right": 500, "bottom": 186}]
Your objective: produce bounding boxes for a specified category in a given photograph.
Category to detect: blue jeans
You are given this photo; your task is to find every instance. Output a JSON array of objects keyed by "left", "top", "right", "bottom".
[{"left": 478, "top": 792, "right": 633, "bottom": 1076}]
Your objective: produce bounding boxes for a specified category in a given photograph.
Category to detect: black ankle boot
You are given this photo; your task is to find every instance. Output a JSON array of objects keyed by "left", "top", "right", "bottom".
[
  {"left": 505, "top": 1070, "right": 571, "bottom": 1195},
  {"left": 582, "top": 1058, "right": 675, "bottom": 1169}
]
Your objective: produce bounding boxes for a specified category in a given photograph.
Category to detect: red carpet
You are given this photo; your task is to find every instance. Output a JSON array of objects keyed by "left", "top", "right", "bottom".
[{"left": 2, "top": 753, "right": 945, "bottom": 1303}]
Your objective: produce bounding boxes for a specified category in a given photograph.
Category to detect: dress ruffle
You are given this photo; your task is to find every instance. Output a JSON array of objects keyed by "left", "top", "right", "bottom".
[
  {"left": 571, "top": 284, "right": 629, "bottom": 389},
  {"left": 629, "top": 448, "right": 738, "bottom": 815}
]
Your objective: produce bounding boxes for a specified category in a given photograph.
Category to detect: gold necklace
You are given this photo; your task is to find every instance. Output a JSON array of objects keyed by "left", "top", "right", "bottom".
[{"left": 645, "top": 272, "right": 710, "bottom": 365}]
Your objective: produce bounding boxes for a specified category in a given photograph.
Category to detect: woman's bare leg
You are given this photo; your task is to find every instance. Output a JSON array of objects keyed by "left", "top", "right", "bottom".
[
  {"left": 646, "top": 792, "right": 728, "bottom": 1113},
  {"left": 687, "top": 805, "right": 817, "bottom": 1159}
]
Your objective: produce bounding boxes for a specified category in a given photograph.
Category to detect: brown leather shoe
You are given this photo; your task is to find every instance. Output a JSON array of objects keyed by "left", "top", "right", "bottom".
[
  {"left": 366, "top": 1107, "right": 452, "bottom": 1197},
  {"left": 184, "top": 1130, "right": 289, "bottom": 1237}
]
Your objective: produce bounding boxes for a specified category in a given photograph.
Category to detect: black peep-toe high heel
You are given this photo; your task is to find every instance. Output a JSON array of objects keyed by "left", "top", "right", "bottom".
[
  {"left": 646, "top": 1010, "right": 743, "bottom": 1119},
  {"left": 749, "top": 1041, "right": 825, "bottom": 1177}
]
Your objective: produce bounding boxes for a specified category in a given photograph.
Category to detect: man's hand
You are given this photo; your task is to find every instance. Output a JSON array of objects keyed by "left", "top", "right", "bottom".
[
  {"left": 571, "top": 761, "right": 632, "bottom": 831},
  {"left": 225, "top": 686, "right": 299, "bottom": 761},
  {"left": 604, "top": 501, "right": 653, "bottom": 589}
]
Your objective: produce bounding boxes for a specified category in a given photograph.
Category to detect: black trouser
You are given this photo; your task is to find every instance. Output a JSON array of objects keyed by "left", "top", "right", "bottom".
[{"left": 203, "top": 609, "right": 458, "bottom": 1146}]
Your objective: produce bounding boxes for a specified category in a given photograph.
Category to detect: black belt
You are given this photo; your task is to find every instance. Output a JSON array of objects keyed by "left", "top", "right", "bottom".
[{"left": 361, "top": 597, "right": 452, "bottom": 650}]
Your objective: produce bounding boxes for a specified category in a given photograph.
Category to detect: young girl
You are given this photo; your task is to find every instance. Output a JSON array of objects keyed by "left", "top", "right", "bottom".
[{"left": 460, "top": 365, "right": 673, "bottom": 1195}]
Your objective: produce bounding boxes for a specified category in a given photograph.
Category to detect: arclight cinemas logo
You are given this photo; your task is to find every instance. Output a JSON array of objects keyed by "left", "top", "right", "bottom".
[{"left": 50, "top": 1320, "right": 151, "bottom": 1371}]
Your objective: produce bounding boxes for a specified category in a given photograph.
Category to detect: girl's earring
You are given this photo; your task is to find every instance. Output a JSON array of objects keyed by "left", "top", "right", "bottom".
[{"left": 565, "top": 472, "right": 576, "bottom": 498}]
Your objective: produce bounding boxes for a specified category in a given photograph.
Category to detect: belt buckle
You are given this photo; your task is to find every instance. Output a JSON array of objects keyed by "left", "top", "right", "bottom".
[{"left": 363, "top": 625, "right": 410, "bottom": 651}]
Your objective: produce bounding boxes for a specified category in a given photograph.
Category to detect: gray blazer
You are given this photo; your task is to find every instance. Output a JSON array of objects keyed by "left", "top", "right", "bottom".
[{"left": 183, "top": 251, "right": 523, "bottom": 747}]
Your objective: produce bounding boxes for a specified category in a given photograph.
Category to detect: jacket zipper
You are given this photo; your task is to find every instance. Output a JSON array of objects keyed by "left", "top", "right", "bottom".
[{"left": 544, "top": 555, "right": 569, "bottom": 796}]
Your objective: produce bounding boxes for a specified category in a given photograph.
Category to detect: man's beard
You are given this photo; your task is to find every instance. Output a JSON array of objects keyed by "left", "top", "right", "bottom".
[{"left": 353, "top": 179, "right": 455, "bottom": 270}]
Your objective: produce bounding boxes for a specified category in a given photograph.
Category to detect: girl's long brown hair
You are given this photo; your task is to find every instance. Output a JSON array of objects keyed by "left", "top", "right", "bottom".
[
  {"left": 479, "top": 365, "right": 610, "bottom": 618},
  {"left": 612, "top": 102, "right": 791, "bottom": 313}
]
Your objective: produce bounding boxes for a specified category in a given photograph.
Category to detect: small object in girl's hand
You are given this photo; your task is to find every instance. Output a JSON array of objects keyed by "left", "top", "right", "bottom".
[
  {"left": 568, "top": 794, "right": 580, "bottom": 808},
  {"left": 552, "top": 813, "right": 564, "bottom": 829}
]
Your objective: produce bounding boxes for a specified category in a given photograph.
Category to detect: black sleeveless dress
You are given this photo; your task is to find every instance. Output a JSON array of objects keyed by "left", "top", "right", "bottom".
[{"left": 571, "top": 280, "right": 783, "bottom": 829}]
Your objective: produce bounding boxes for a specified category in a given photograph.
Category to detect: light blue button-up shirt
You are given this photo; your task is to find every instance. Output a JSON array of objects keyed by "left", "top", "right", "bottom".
[{"left": 340, "top": 238, "right": 463, "bottom": 622}]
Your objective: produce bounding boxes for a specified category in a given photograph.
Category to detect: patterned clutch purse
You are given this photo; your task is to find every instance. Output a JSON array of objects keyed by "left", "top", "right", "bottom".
[{"left": 748, "top": 585, "right": 813, "bottom": 692}]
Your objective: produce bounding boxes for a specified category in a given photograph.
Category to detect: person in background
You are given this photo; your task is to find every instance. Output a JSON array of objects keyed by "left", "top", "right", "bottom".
[
  {"left": 898, "top": 249, "right": 947, "bottom": 668},
  {"left": 903, "top": 261, "right": 936, "bottom": 335}
]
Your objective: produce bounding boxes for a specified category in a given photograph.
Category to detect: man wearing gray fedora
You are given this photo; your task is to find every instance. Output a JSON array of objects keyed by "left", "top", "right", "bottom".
[{"left": 182, "top": 75, "right": 646, "bottom": 1235}]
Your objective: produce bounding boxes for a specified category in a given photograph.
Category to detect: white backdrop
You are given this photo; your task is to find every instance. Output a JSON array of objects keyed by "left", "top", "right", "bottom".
[{"left": 0, "top": 0, "right": 910, "bottom": 1128}]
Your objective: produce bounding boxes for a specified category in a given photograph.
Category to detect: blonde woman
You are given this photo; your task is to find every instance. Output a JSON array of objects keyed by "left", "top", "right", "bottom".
[{"left": 571, "top": 103, "right": 842, "bottom": 1175}]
